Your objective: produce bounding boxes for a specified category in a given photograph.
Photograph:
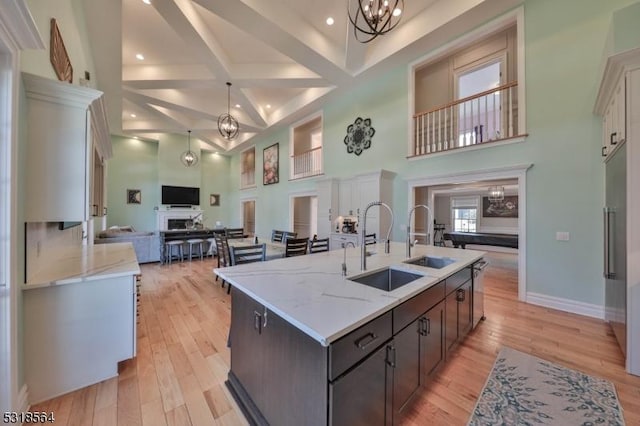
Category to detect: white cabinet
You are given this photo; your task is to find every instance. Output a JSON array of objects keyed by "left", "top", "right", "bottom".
[
  {"left": 22, "top": 73, "right": 111, "bottom": 222},
  {"left": 354, "top": 170, "right": 395, "bottom": 242},
  {"left": 316, "top": 178, "right": 339, "bottom": 238},
  {"left": 338, "top": 178, "right": 357, "bottom": 216},
  {"left": 24, "top": 274, "right": 137, "bottom": 403},
  {"left": 602, "top": 76, "right": 627, "bottom": 159}
]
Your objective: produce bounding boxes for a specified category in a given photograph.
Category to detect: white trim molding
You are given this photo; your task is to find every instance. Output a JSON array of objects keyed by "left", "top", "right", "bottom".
[
  {"left": 527, "top": 292, "right": 605, "bottom": 320},
  {"left": 407, "top": 163, "right": 532, "bottom": 302},
  {"left": 17, "top": 385, "right": 29, "bottom": 413}
]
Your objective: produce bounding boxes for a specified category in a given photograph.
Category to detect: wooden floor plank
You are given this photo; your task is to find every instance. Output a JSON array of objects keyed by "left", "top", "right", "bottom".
[{"left": 31, "top": 253, "right": 640, "bottom": 425}]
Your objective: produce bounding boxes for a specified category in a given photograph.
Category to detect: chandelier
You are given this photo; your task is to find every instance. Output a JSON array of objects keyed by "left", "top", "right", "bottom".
[
  {"left": 348, "top": 0, "right": 404, "bottom": 43},
  {"left": 218, "top": 82, "right": 239, "bottom": 140},
  {"left": 488, "top": 186, "right": 505, "bottom": 202},
  {"left": 180, "top": 130, "right": 199, "bottom": 167}
]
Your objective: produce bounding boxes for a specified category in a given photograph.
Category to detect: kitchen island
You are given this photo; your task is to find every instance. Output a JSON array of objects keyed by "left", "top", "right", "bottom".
[
  {"left": 215, "top": 242, "right": 484, "bottom": 425},
  {"left": 23, "top": 243, "right": 140, "bottom": 403}
]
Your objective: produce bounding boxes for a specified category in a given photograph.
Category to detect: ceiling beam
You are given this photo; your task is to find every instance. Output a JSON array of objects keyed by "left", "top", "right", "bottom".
[
  {"left": 193, "top": 0, "right": 353, "bottom": 85},
  {"left": 152, "top": 0, "right": 267, "bottom": 126}
]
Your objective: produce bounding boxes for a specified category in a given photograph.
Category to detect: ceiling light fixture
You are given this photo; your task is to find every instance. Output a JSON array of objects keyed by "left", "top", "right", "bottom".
[
  {"left": 326, "top": 17, "right": 335, "bottom": 26},
  {"left": 130, "top": 113, "right": 136, "bottom": 118},
  {"left": 266, "top": 104, "right": 271, "bottom": 109},
  {"left": 235, "top": 104, "right": 241, "bottom": 108},
  {"left": 135, "top": 53, "right": 144, "bottom": 60},
  {"left": 180, "top": 130, "right": 199, "bottom": 167},
  {"left": 217, "top": 82, "right": 239, "bottom": 141},
  {"left": 488, "top": 185, "right": 505, "bottom": 202},
  {"left": 348, "top": 0, "right": 404, "bottom": 43},
  {"left": 142, "top": 0, "right": 151, "bottom": 4}
]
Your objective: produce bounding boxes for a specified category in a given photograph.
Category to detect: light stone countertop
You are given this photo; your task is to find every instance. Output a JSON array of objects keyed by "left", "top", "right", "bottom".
[
  {"left": 24, "top": 243, "right": 141, "bottom": 289},
  {"left": 214, "top": 242, "right": 484, "bottom": 346}
]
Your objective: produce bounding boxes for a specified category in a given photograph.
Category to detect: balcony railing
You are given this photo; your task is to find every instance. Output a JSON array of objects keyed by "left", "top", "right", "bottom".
[
  {"left": 290, "top": 146, "right": 323, "bottom": 180},
  {"left": 411, "top": 81, "right": 520, "bottom": 157},
  {"left": 241, "top": 170, "right": 255, "bottom": 188}
]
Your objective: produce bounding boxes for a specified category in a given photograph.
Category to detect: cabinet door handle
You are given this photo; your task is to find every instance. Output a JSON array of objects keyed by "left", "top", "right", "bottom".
[
  {"left": 426, "top": 318, "right": 431, "bottom": 335},
  {"left": 354, "top": 332, "right": 379, "bottom": 350},
  {"left": 610, "top": 132, "right": 617, "bottom": 145},
  {"left": 418, "top": 317, "right": 430, "bottom": 336},
  {"left": 602, "top": 146, "right": 607, "bottom": 157},
  {"left": 386, "top": 345, "right": 396, "bottom": 368},
  {"left": 456, "top": 289, "right": 466, "bottom": 302},
  {"left": 253, "top": 311, "right": 262, "bottom": 334}
]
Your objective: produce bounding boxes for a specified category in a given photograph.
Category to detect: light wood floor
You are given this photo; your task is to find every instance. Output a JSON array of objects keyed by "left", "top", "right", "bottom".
[{"left": 32, "top": 252, "right": 640, "bottom": 425}]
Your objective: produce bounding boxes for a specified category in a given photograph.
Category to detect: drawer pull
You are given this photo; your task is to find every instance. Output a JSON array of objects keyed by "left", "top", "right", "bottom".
[
  {"left": 610, "top": 132, "right": 617, "bottom": 145},
  {"left": 602, "top": 146, "right": 607, "bottom": 157},
  {"left": 354, "top": 332, "right": 379, "bottom": 350},
  {"left": 456, "top": 288, "right": 466, "bottom": 302}
]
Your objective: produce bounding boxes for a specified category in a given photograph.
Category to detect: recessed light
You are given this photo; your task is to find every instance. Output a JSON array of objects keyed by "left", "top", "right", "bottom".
[
  {"left": 266, "top": 104, "right": 271, "bottom": 109},
  {"left": 235, "top": 104, "right": 241, "bottom": 108},
  {"left": 135, "top": 53, "right": 145, "bottom": 61},
  {"left": 326, "top": 17, "right": 334, "bottom": 26},
  {"left": 130, "top": 113, "right": 136, "bottom": 118},
  {"left": 142, "top": 0, "right": 151, "bottom": 4},
  {"left": 133, "top": 136, "right": 139, "bottom": 139}
]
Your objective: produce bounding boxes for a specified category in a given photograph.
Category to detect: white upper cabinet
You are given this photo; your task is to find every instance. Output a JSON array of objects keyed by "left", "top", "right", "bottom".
[{"left": 22, "top": 73, "right": 110, "bottom": 222}]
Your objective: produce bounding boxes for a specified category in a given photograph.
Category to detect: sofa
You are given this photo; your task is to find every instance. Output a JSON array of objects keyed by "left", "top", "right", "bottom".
[{"left": 94, "top": 226, "right": 160, "bottom": 263}]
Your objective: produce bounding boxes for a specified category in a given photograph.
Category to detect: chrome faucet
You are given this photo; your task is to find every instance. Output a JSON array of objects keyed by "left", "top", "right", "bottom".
[
  {"left": 342, "top": 242, "right": 356, "bottom": 276},
  {"left": 361, "top": 201, "right": 394, "bottom": 271},
  {"left": 407, "top": 204, "right": 432, "bottom": 258}
]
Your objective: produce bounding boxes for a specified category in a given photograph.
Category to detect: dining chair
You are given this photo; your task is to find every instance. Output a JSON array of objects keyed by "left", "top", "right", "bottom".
[
  {"left": 309, "top": 237, "right": 330, "bottom": 253},
  {"left": 226, "top": 227, "right": 245, "bottom": 239},
  {"left": 214, "top": 235, "right": 231, "bottom": 290},
  {"left": 230, "top": 244, "right": 266, "bottom": 265},
  {"left": 285, "top": 237, "right": 309, "bottom": 257},
  {"left": 271, "top": 229, "right": 285, "bottom": 243},
  {"left": 283, "top": 231, "right": 298, "bottom": 241},
  {"left": 365, "top": 233, "right": 377, "bottom": 246}
]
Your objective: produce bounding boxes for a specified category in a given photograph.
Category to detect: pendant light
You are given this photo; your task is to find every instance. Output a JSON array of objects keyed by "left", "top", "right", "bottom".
[
  {"left": 488, "top": 185, "right": 504, "bottom": 202},
  {"left": 218, "top": 82, "right": 239, "bottom": 140},
  {"left": 180, "top": 130, "right": 199, "bottom": 167},
  {"left": 348, "top": 0, "right": 404, "bottom": 43}
]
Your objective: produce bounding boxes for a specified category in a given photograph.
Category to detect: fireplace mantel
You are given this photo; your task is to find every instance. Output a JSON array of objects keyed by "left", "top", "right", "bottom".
[{"left": 156, "top": 208, "right": 203, "bottom": 231}]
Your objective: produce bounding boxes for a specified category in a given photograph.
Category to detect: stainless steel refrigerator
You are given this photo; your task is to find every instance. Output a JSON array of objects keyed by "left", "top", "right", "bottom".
[{"left": 604, "top": 142, "right": 627, "bottom": 355}]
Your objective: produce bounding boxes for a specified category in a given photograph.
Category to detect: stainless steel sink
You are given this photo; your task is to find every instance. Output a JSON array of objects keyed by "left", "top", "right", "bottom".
[
  {"left": 349, "top": 267, "right": 423, "bottom": 292},
  {"left": 403, "top": 256, "right": 456, "bottom": 269}
]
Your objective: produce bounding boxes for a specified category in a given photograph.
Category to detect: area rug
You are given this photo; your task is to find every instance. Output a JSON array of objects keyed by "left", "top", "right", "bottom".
[{"left": 468, "top": 347, "right": 625, "bottom": 425}]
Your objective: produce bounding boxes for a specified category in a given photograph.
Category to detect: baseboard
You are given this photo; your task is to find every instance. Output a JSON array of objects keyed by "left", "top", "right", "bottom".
[
  {"left": 18, "top": 384, "right": 29, "bottom": 412},
  {"left": 526, "top": 292, "right": 605, "bottom": 319}
]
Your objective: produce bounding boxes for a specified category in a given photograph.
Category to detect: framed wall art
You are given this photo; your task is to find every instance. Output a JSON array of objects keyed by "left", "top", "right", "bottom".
[
  {"left": 127, "top": 189, "right": 141, "bottom": 205},
  {"left": 210, "top": 194, "right": 220, "bottom": 206},
  {"left": 263, "top": 143, "right": 279, "bottom": 185},
  {"left": 482, "top": 196, "right": 518, "bottom": 218}
]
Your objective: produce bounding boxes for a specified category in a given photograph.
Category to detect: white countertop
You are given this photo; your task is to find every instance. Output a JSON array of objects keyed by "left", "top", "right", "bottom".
[
  {"left": 215, "top": 242, "right": 484, "bottom": 346},
  {"left": 24, "top": 243, "right": 141, "bottom": 289}
]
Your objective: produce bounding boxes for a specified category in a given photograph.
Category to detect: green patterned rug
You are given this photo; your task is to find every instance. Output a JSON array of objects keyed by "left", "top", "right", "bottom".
[{"left": 468, "top": 347, "right": 625, "bottom": 425}]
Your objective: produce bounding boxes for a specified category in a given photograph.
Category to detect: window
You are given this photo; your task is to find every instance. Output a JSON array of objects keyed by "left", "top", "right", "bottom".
[
  {"left": 411, "top": 14, "right": 524, "bottom": 157},
  {"left": 290, "top": 114, "right": 323, "bottom": 180},
  {"left": 240, "top": 147, "right": 256, "bottom": 189},
  {"left": 451, "top": 197, "right": 479, "bottom": 232}
]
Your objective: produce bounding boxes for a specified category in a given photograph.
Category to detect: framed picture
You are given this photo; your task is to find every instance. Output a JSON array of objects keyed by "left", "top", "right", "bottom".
[
  {"left": 263, "top": 143, "right": 279, "bottom": 185},
  {"left": 210, "top": 194, "right": 220, "bottom": 206},
  {"left": 127, "top": 189, "right": 141, "bottom": 204},
  {"left": 482, "top": 196, "right": 518, "bottom": 218}
]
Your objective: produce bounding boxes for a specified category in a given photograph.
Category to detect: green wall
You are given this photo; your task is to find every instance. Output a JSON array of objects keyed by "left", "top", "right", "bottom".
[
  {"left": 226, "top": 0, "right": 638, "bottom": 307},
  {"left": 107, "top": 135, "right": 231, "bottom": 231}
]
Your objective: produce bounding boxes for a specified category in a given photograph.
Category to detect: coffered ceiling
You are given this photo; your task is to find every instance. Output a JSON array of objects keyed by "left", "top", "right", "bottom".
[{"left": 84, "top": 0, "right": 521, "bottom": 153}]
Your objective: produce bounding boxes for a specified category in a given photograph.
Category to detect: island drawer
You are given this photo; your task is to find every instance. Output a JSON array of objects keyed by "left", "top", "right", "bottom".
[
  {"left": 446, "top": 267, "right": 471, "bottom": 295},
  {"left": 393, "top": 281, "right": 445, "bottom": 334},
  {"left": 329, "top": 311, "right": 392, "bottom": 381}
]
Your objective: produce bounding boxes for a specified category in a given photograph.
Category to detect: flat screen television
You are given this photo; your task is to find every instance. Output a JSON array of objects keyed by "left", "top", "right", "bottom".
[{"left": 161, "top": 185, "right": 200, "bottom": 206}]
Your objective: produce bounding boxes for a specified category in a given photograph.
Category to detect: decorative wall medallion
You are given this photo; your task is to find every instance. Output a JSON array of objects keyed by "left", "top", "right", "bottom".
[
  {"left": 50, "top": 18, "right": 73, "bottom": 83},
  {"left": 344, "top": 117, "right": 375, "bottom": 156}
]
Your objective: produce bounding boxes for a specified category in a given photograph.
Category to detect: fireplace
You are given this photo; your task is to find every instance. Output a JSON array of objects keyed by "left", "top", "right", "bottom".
[{"left": 156, "top": 208, "right": 203, "bottom": 231}]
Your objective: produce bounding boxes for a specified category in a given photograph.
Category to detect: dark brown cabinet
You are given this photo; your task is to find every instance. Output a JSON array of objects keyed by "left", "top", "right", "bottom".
[
  {"left": 227, "top": 264, "right": 479, "bottom": 426},
  {"left": 330, "top": 343, "right": 393, "bottom": 426},
  {"left": 445, "top": 279, "right": 473, "bottom": 357}
]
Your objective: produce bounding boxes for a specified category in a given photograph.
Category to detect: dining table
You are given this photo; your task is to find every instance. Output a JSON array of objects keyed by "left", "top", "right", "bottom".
[{"left": 208, "top": 237, "right": 286, "bottom": 261}]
